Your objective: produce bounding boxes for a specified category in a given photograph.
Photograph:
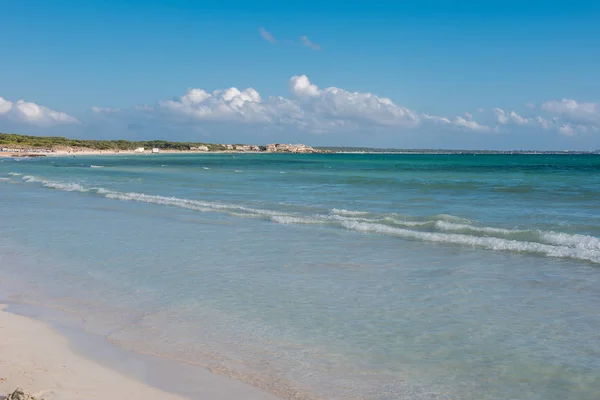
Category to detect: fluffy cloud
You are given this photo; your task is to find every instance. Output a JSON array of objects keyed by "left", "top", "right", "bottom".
[
  {"left": 300, "top": 36, "right": 321, "bottom": 50},
  {"left": 159, "top": 86, "right": 296, "bottom": 125},
  {"left": 290, "top": 75, "right": 321, "bottom": 98},
  {"left": 159, "top": 75, "right": 464, "bottom": 133},
  {"left": 493, "top": 108, "right": 530, "bottom": 125},
  {"left": 259, "top": 27, "right": 276, "bottom": 44},
  {"left": 0, "top": 96, "right": 79, "bottom": 126},
  {"left": 25, "top": 75, "right": 588, "bottom": 142}
]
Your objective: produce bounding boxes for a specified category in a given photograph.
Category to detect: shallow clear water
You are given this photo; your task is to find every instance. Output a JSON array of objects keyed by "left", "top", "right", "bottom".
[{"left": 1, "top": 153, "right": 599, "bottom": 399}]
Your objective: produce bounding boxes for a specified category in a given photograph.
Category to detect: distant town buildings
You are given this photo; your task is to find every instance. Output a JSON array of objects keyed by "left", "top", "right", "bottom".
[{"left": 265, "top": 143, "right": 317, "bottom": 153}]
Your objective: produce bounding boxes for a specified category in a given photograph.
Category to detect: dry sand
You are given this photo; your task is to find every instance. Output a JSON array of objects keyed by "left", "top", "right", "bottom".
[
  {"left": 0, "top": 305, "right": 192, "bottom": 400},
  {"left": 0, "top": 305, "right": 278, "bottom": 400}
]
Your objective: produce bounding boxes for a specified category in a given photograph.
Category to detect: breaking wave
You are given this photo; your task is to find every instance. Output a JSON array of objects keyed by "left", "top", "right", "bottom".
[
  {"left": 341, "top": 221, "right": 600, "bottom": 264},
  {"left": 22, "top": 175, "right": 90, "bottom": 192},
  {"left": 19, "top": 175, "right": 600, "bottom": 264}
]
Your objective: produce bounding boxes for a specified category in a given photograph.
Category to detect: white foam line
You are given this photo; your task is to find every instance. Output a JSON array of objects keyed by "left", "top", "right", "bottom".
[
  {"left": 341, "top": 220, "right": 600, "bottom": 264},
  {"left": 22, "top": 176, "right": 90, "bottom": 192},
  {"left": 19, "top": 175, "right": 600, "bottom": 263}
]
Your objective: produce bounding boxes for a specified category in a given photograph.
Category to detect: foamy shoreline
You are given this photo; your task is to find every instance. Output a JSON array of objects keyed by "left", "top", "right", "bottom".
[{"left": 0, "top": 304, "right": 278, "bottom": 400}]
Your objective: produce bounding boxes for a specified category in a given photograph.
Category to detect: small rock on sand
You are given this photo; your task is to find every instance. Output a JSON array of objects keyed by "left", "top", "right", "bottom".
[{"left": 6, "top": 388, "right": 39, "bottom": 400}]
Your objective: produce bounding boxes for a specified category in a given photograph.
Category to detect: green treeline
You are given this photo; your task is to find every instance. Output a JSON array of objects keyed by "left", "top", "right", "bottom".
[{"left": 0, "top": 133, "right": 227, "bottom": 151}]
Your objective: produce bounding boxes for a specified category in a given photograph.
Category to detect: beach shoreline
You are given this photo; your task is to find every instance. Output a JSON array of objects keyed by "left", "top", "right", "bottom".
[
  {"left": 0, "top": 149, "right": 247, "bottom": 157},
  {"left": 0, "top": 304, "right": 190, "bottom": 400},
  {"left": 0, "top": 303, "right": 279, "bottom": 400}
]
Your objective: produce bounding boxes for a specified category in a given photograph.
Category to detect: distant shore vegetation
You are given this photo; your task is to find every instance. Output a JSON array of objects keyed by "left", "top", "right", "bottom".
[
  {"left": 0, "top": 133, "right": 227, "bottom": 151},
  {"left": 1, "top": 132, "right": 598, "bottom": 155}
]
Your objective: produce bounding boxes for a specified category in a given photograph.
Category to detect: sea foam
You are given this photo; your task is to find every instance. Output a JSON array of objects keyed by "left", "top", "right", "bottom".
[{"left": 20, "top": 175, "right": 600, "bottom": 264}]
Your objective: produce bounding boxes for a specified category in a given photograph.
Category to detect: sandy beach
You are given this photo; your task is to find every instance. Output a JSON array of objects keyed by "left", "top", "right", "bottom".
[
  {"left": 0, "top": 305, "right": 192, "bottom": 400},
  {"left": 0, "top": 305, "right": 278, "bottom": 400}
]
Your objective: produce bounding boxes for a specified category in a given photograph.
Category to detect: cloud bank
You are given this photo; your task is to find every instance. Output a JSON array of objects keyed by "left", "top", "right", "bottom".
[
  {"left": 155, "top": 75, "right": 490, "bottom": 134},
  {"left": 1, "top": 76, "right": 598, "bottom": 150},
  {"left": 492, "top": 101, "right": 600, "bottom": 136}
]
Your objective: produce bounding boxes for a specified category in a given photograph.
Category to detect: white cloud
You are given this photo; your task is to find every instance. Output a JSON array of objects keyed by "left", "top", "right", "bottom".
[
  {"left": 160, "top": 86, "right": 279, "bottom": 124},
  {"left": 493, "top": 108, "right": 536, "bottom": 126},
  {"left": 541, "top": 99, "right": 600, "bottom": 125},
  {"left": 0, "top": 97, "right": 13, "bottom": 114},
  {"left": 300, "top": 36, "right": 321, "bottom": 50},
  {"left": 492, "top": 106, "right": 596, "bottom": 136},
  {"left": 423, "top": 114, "right": 491, "bottom": 132},
  {"left": 0, "top": 96, "right": 79, "bottom": 126},
  {"left": 526, "top": 102, "right": 536, "bottom": 109},
  {"left": 510, "top": 111, "right": 528, "bottom": 125},
  {"left": 152, "top": 75, "right": 496, "bottom": 134},
  {"left": 304, "top": 81, "right": 419, "bottom": 127},
  {"left": 492, "top": 108, "right": 508, "bottom": 124},
  {"left": 453, "top": 116, "right": 490, "bottom": 132},
  {"left": 290, "top": 75, "right": 321, "bottom": 98},
  {"left": 259, "top": 27, "right": 276, "bottom": 44},
  {"left": 86, "top": 77, "right": 599, "bottom": 140}
]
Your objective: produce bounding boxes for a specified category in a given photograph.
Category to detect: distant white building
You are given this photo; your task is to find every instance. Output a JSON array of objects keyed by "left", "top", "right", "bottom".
[
  {"left": 190, "top": 145, "right": 209, "bottom": 151},
  {"left": 152, "top": 148, "right": 160, "bottom": 153},
  {"left": 134, "top": 147, "right": 145, "bottom": 153}
]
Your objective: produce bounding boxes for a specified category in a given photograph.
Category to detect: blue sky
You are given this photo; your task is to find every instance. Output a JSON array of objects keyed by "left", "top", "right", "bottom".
[{"left": 1, "top": 0, "right": 599, "bottom": 149}]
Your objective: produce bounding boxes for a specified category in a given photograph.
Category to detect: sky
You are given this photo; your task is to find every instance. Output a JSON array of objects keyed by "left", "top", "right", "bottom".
[{"left": 1, "top": 0, "right": 600, "bottom": 150}]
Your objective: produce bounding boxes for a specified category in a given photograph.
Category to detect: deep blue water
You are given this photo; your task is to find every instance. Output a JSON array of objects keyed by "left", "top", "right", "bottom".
[{"left": 1, "top": 153, "right": 599, "bottom": 399}]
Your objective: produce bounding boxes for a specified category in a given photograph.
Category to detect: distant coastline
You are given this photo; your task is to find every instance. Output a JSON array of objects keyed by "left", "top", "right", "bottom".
[
  {"left": 0, "top": 132, "right": 329, "bottom": 156},
  {"left": 1, "top": 132, "right": 598, "bottom": 157}
]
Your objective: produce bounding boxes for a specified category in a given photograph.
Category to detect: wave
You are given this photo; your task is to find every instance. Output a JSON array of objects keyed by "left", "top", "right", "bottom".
[
  {"left": 19, "top": 175, "right": 600, "bottom": 264},
  {"left": 341, "top": 221, "right": 600, "bottom": 264},
  {"left": 90, "top": 165, "right": 104, "bottom": 168},
  {"left": 8, "top": 172, "right": 22, "bottom": 176},
  {"left": 22, "top": 176, "right": 90, "bottom": 192},
  {"left": 331, "top": 208, "right": 371, "bottom": 217}
]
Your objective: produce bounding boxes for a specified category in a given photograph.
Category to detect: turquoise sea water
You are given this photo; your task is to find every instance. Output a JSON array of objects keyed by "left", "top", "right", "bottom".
[{"left": 0, "top": 153, "right": 599, "bottom": 399}]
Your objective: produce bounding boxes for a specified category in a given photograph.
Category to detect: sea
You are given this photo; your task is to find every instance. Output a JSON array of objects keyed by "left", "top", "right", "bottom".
[{"left": 0, "top": 153, "right": 599, "bottom": 400}]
